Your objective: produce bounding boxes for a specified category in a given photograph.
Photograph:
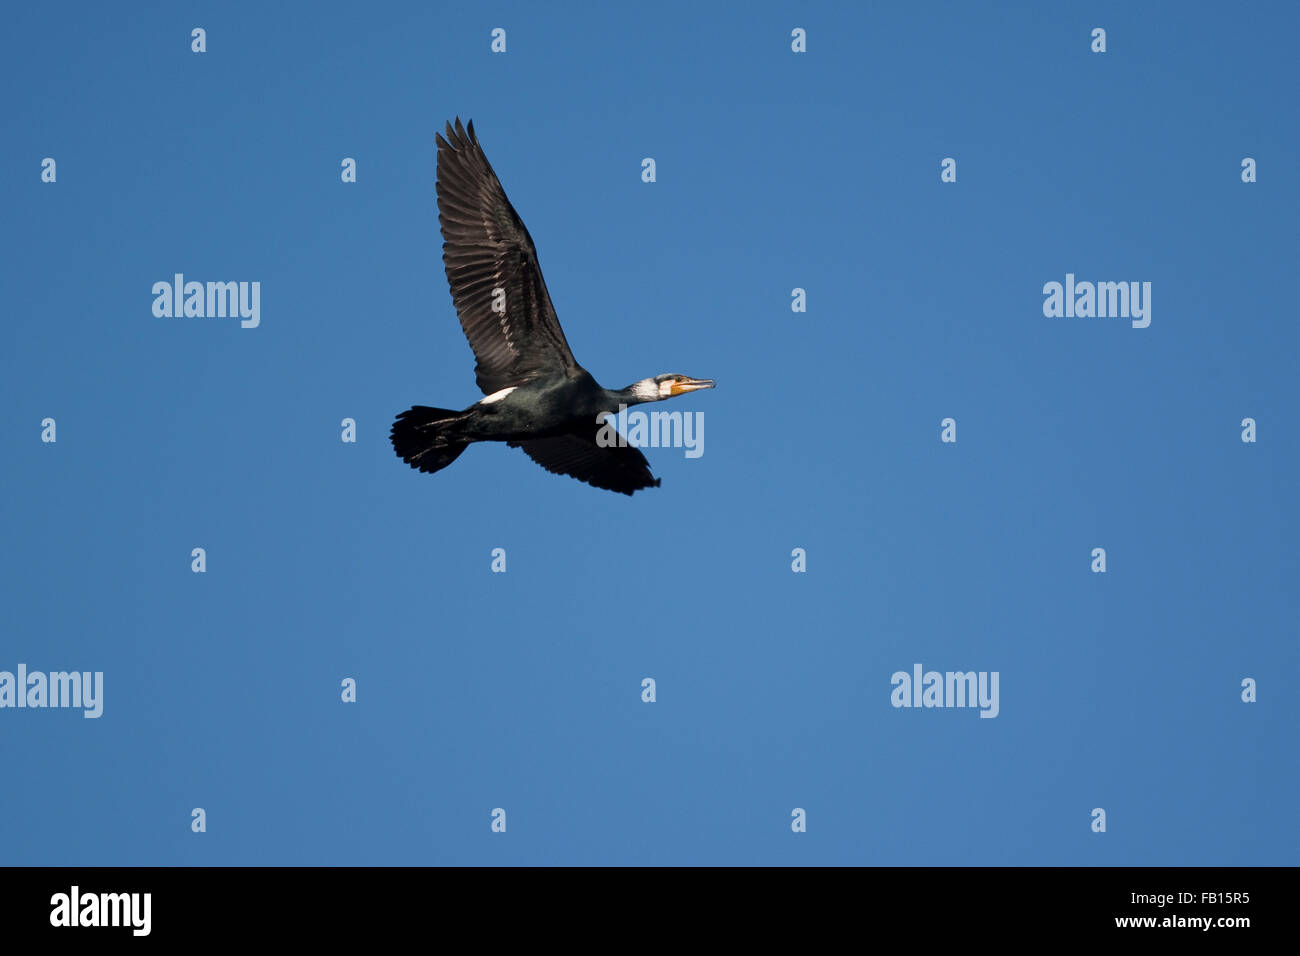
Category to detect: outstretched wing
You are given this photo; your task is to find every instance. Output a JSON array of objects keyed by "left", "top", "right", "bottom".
[
  {"left": 436, "top": 117, "right": 580, "bottom": 395},
  {"left": 512, "top": 430, "right": 661, "bottom": 496}
]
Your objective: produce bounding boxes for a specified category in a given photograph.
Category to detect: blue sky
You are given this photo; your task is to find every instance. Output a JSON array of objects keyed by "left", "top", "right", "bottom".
[{"left": 1, "top": 0, "right": 1296, "bottom": 865}]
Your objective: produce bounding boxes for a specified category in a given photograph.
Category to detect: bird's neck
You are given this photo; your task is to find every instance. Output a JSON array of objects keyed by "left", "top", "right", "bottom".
[{"left": 607, "top": 380, "right": 660, "bottom": 407}]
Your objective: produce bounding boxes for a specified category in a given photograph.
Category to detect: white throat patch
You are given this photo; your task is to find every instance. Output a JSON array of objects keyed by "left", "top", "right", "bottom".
[{"left": 632, "top": 379, "right": 665, "bottom": 402}]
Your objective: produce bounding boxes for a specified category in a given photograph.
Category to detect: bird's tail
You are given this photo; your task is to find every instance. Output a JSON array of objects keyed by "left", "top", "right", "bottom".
[{"left": 391, "top": 406, "right": 470, "bottom": 475}]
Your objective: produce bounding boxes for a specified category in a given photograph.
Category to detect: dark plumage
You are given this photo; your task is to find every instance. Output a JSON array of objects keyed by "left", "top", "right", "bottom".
[{"left": 391, "top": 118, "right": 714, "bottom": 495}]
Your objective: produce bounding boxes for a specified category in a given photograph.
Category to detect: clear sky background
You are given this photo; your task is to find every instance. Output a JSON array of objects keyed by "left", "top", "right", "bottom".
[{"left": 2, "top": 1, "right": 1296, "bottom": 866}]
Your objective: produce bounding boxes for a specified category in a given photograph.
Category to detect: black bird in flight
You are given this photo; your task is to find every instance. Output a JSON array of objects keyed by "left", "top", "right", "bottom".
[{"left": 391, "top": 118, "right": 714, "bottom": 495}]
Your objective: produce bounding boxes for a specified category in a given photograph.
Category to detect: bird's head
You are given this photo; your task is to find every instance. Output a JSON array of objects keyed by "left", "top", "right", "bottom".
[{"left": 630, "top": 374, "right": 717, "bottom": 403}]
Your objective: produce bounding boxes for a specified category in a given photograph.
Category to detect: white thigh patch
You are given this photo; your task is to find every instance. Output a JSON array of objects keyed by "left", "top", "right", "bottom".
[{"left": 479, "top": 386, "right": 518, "bottom": 405}]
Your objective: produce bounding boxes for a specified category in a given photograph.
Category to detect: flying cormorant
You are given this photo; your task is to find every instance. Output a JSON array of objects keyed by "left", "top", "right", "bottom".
[{"left": 391, "top": 118, "right": 714, "bottom": 495}]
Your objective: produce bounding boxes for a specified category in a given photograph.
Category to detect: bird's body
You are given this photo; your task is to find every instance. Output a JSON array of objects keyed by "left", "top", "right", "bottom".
[
  {"left": 455, "top": 373, "right": 608, "bottom": 443},
  {"left": 391, "top": 118, "right": 713, "bottom": 495}
]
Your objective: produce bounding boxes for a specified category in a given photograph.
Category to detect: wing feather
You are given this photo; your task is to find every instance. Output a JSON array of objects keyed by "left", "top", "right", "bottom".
[
  {"left": 436, "top": 118, "right": 579, "bottom": 394},
  {"left": 512, "top": 431, "right": 660, "bottom": 496}
]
